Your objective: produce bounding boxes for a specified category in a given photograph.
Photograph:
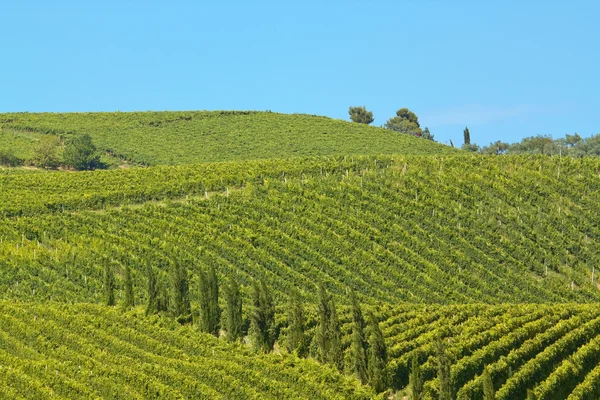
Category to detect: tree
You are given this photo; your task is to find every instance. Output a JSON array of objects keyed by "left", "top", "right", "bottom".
[
  {"left": 422, "top": 127, "right": 434, "bottom": 141},
  {"left": 170, "top": 261, "right": 191, "bottom": 321},
  {"left": 32, "top": 136, "right": 61, "bottom": 168},
  {"left": 223, "top": 274, "right": 243, "bottom": 342},
  {"left": 349, "top": 289, "right": 368, "bottom": 383},
  {"left": 348, "top": 106, "right": 374, "bottom": 124},
  {"left": 146, "top": 264, "right": 158, "bottom": 315},
  {"left": 208, "top": 264, "right": 220, "bottom": 336},
  {"left": 409, "top": 352, "right": 423, "bottom": 400},
  {"left": 482, "top": 366, "right": 495, "bottom": 400},
  {"left": 62, "top": 134, "right": 103, "bottom": 170},
  {"left": 123, "top": 263, "right": 134, "bottom": 308},
  {"left": 315, "top": 281, "right": 332, "bottom": 363},
  {"left": 463, "top": 127, "right": 471, "bottom": 145},
  {"left": 366, "top": 310, "right": 387, "bottom": 392},
  {"left": 103, "top": 260, "right": 116, "bottom": 307},
  {"left": 286, "top": 288, "right": 307, "bottom": 356},
  {"left": 249, "top": 279, "right": 276, "bottom": 353},
  {"left": 328, "top": 299, "right": 344, "bottom": 371},
  {"left": 384, "top": 108, "right": 430, "bottom": 139},
  {"left": 435, "top": 339, "right": 453, "bottom": 400}
]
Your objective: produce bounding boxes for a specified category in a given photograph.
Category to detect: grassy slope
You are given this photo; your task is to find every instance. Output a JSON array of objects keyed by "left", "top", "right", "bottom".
[
  {"left": 0, "top": 111, "right": 456, "bottom": 165},
  {"left": 0, "top": 302, "right": 376, "bottom": 400}
]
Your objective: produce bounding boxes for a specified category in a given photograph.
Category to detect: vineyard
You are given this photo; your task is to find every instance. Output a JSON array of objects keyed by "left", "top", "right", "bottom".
[
  {"left": 3, "top": 112, "right": 600, "bottom": 398},
  {"left": 0, "top": 111, "right": 456, "bottom": 166},
  {"left": 0, "top": 301, "right": 376, "bottom": 399}
]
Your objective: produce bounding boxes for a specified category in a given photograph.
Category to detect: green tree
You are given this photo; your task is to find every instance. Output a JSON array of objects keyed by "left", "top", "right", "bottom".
[
  {"left": 349, "top": 289, "right": 368, "bottom": 383},
  {"left": 123, "top": 263, "right": 134, "bottom": 308},
  {"left": 482, "top": 366, "right": 495, "bottom": 400},
  {"left": 366, "top": 310, "right": 387, "bottom": 392},
  {"left": 62, "top": 134, "right": 103, "bottom": 170},
  {"left": 170, "top": 261, "right": 191, "bottom": 321},
  {"left": 250, "top": 279, "right": 276, "bottom": 353},
  {"left": 146, "top": 264, "right": 158, "bottom": 315},
  {"left": 409, "top": 352, "right": 423, "bottom": 400},
  {"left": 384, "top": 108, "right": 429, "bottom": 139},
  {"left": 286, "top": 288, "right": 307, "bottom": 356},
  {"left": 208, "top": 264, "right": 220, "bottom": 335},
  {"left": 463, "top": 126, "right": 471, "bottom": 145},
  {"left": 223, "top": 274, "right": 243, "bottom": 342},
  {"left": 103, "top": 260, "right": 116, "bottom": 307},
  {"left": 32, "top": 136, "right": 61, "bottom": 168},
  {"left": 315, "top": 281, "right": 332, "bottom": 363},
  {"left": 435, "top": 339, "right": 453, "bottom": 400},
  {"left": 328, "top": 299, "right": 343, "bottom": 371},
  {"left": 348, "top": 106, "right": 374, "bottom": 124}
]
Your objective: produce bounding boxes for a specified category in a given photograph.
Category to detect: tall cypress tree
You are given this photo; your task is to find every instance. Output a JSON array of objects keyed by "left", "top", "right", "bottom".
[
  {"left": 315, "top": 281, "right": 331, "bottom": 363},
  {"left": 410, "top": 352, "right": 423, "bottom": 400},
  {"left": 366, "top": 310, "right": 387, "bottom": 392},
  {"left": 223, "top": 274, "right": 242, "bottom": 342},
  {"left": 170, "top": 261, "right": 191, "bottom": 320},
  {"left": 482, "top": 366, "right": 495, "bottom": 400},
  {"left": 436, "top": 338, "right": 453, "bottom": 400},
  {"left": 328, "top": 299, "right": 344, "bottom": 372},
  {"left": 250, "top": 279, "right": 275, "bottom": 353},
  {"left": 104, "top": 260, "right": 116, "bottom": 307},
  {"left": 123, "top": 263, "right": 134, "bottom": 308},
  {"left": 208, "top": 264, "right": 220, "bottom": 336},
  {"left": 146, "top": 263, "right": 158, "bottom": 315},
  {"left": 286, "top": 288, "right": 306, "bottom": 356},
  {"left": 156, "top": 270, "right": 169, "bottom": 312},
  {"left": 463, "top": 126, "right": 471, "bottom": 145},
  {"left": 349, "top": 289, "right": 368, "bottom": 383},
  {"left": 197, "top": 268, "right": 211, "bottom": 333}
]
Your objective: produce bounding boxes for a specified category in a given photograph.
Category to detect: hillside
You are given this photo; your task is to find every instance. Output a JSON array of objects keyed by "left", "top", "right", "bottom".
[
  {"left": 0, "top": 301, "right": 376, "bottom": 400},
  {"left": 0, "top": 111, "right": 456, "bottom": 166},
  {"left": 2, "top": 155, "right": 600, "bottom": 306}
]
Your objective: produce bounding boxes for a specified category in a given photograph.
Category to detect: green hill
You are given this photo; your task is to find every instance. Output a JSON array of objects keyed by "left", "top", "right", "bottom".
[
  {"left": 0, "top": 301, "right": 375, "bottom": 399},
  {"left": 0, "top": 111, "right": 456, "bottom": 166}
]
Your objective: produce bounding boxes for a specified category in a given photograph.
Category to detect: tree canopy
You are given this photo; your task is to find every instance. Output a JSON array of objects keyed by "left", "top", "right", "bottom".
[{"left": 348, "top": 106, "right": 374, "bottom": 124}]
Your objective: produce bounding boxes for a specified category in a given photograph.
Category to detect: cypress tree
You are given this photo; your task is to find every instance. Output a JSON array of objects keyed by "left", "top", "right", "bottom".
[
  {"left": 482, "top": 366, "right": 495, "bottom": 400},
  {"left": 286, "top": 288, "right": 306, "bottom": 357},
  {"left": 208, "top": 264, "right": 220, "bottom": 336},
  {"left": 197, "top": 268, "right": 211, "bottom": 333},
  {"left": 315, "top": 281, "right": 331, "bottom": 363},
  {"left": 349, "top": 289, "right": 368, "bottom": 383},
  {"left": 104, "top": 260, "right": 116, "bottom": 307},
  {"left": 223, "top": 274, "right": 242, "bottom": 342},
  {"left": 123, "top": 263, "right": 134, "bottom": 308},
  {"left": 366, "top": 310, "right": 387, "bottom": 392},
  {"left": 463, "top": 126, "right": 471, "bottom": 145},
  {"left": 409, "top": 352, "right": 423, "bottom": 400},
  {"left": 436, "top": 338, "right": 453, "bottom": 400},
  {"left": 328, "top": 299, "right": 343, "bottom": 372},
  {"left": 170, "top": 261, "right": 191, "bottom": 321},
  {"left": 250, "top": 279, "right": 275, "bottom": 353},
  {"left": 156, "top": 271, "right": 169, "bottom": 312},
  {"left": 146, "top": 263, "right": 158, "bottom": 315}
]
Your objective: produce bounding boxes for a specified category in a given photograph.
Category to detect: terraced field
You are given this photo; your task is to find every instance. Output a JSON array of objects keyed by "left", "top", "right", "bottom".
[{"left": 0, "top": 111, "right": 456, "bottom": 166}]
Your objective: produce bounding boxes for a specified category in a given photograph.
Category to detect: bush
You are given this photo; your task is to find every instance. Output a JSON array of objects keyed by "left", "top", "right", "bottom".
[{"left": 0, "top": 150, "right": 23, "bottom": 166}]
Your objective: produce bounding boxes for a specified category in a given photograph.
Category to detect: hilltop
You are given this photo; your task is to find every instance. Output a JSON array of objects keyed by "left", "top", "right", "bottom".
[{"left": 0, "top": 111, "right": 456, "bottom": 166}]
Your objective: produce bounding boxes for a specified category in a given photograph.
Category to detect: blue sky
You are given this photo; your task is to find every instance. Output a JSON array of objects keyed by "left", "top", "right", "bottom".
[{"left": 1, "top": 1, "right": 598, "bottom": 146}]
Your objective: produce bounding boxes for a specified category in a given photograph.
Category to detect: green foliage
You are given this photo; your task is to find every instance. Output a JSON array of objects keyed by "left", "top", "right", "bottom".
[
  {"left": 384, "top": 108, "right": 434, "bottom": 141},
  {"left": 409, "top": 352, "right": 423, "bottom": 400},
  {"left": 348, "top": 106, "right": 374, "bottom": 124},
  {"left": 198, "top": 266, "right": 220, "bottom": 336},
  {"left": 123, "top": 263, "right": 134, "bottom": 308},
  {"left": 249, "top": 279, "right": 276, "bottom": 353},
  {"left": 285, "top": 288, "right": 307, "bottom": 356},
  {"left": 32, "top": 136, "right": 61, "bottom": 168},
  {"left": 349, "top": 289, "right": 368, "bottom": 383},
  {"left": 0, "top": 149, "right": 23, "bottom": 166},
  {"left": 103, "top": 260, "right": 116, "bottom": 307},
  {"left": 0, "top": 111, "right": 455, "bottom": 166},
  {"left": 170, "top": 261, "right": 191, "bottom": 320},
  {"left": 464, "top": 127, "right": 471, "bottom": 145},
  {"left": 328, "top": 299, "right": 344, "bottom": 371},
  {"left": 62, "top": 133, "right": 104, "bottom": 170},
  {"left": 436, "top": 338, "right": 453, "bottom": 400},
  {"left": 366, "top": 310, "right": 387, "bottom": 392},
  {"left": 223, "top": 274, "right": 243, "bottom": 342},
  {"left": 482, "top": 366, "right": 495, "bottom": 400},
  {"left": 145, "top": 264, "right": 158, "bottom": 315}
]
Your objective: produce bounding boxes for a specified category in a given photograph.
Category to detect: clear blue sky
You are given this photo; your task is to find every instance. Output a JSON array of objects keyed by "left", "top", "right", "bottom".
[{"left": 2, "top": 1, "right": 598, "bottom": 145}]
